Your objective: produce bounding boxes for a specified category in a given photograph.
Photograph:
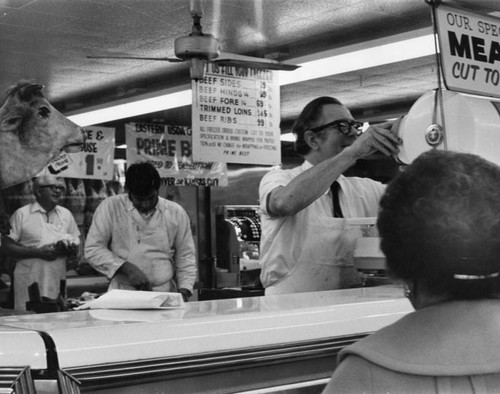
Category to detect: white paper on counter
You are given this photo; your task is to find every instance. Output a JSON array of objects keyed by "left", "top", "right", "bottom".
[
  {"left": 75, "top": 289, "right": 184, "bottom": 310},
  {"left": 88, "top": 308, "right": 185, "bottom": 322}
]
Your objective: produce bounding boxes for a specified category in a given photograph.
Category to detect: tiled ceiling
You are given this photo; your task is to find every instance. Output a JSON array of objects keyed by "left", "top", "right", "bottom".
[{"left": 0, "top": 0, "right": 498, "bottom": 131}]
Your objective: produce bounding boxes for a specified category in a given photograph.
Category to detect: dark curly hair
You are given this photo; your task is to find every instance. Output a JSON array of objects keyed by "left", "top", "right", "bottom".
[
  {"left": 292, "top": 96, "right": 343, "bottom": 156},
  {"left": 125, "top": 162, "right": 161, "bottom": 196},
  {"left": 378, "top": 150, "right": 500, "bottom": 299}
]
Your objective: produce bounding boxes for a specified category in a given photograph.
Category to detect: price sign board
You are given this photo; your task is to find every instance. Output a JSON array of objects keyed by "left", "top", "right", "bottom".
[
  {"left": 192, "top": 64, "right": 281, "bottom": 165},
  {"left": 436, "top": 5, "right": 500, "bottom": 98},
  {"left": 125, "top": 122, "right": 228, "bottom": 187},
  {"left": 44, "top": 126, "right": 115, "bottom": 180}
]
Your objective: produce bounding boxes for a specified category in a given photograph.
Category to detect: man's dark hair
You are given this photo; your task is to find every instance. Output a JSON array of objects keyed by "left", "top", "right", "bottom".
[
  {"left": 292, "top": 96, "right": 343, "bottom": 156},
  {"left": 125, "top": 162, "right": 161, "bottom": 195}
]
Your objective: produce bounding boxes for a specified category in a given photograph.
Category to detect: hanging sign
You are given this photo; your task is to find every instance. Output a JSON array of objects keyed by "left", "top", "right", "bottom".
[
  {"left": 192, "top": 63, "right": 281, "bottom": 165},
  {"left": 43, "top": 126, "right": 115, "bottom": 180},
  {"left": 125, "top": 122, "right": 228, "bottom": 187},
  {"left": 435, "top": 4, "right": 500, "bottom": 98}
]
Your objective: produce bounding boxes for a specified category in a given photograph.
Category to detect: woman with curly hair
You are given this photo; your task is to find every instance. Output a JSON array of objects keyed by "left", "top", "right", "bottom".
[{"left": 324, "top": 150, "right": 500, "bottom": 393}]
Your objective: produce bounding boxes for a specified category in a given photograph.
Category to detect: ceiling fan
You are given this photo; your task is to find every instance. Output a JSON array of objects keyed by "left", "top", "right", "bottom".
[{"left": 87, "top": 0, "right": 300, "bottom": 80}]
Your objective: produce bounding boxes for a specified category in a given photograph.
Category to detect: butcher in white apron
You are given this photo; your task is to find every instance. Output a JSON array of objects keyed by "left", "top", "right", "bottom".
[
  {"left": 110, "top": 207, "right": 179, "bottom": 293},
  {"left": 4, "top": 175, "right": 80, "bottom": 310},
  {"left": 259, "top": 97, "right": 401, "bottom": 295},
  {"left": 84, "top": 162, "right": 197, "bottom": 301}
]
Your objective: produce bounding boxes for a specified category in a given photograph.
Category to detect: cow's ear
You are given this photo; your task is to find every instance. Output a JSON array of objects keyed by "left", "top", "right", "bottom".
[{"left": 0, "top": 114, "right": 23, "bottom": 132}]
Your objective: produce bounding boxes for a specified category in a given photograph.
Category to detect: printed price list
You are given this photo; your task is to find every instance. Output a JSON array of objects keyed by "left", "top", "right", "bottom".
[{"left": 193, "top": 64, "right": 281, "bottom": 165}]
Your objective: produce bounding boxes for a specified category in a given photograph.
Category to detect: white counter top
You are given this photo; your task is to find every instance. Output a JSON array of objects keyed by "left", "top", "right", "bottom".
[{"left": 0, "top": 285, "right": 413, "bottom": 370}]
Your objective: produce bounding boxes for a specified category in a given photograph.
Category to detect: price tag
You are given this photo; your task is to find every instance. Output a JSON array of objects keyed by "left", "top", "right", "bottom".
[{"left": 44, "top": 126, "right": 115, "bottom": 180}]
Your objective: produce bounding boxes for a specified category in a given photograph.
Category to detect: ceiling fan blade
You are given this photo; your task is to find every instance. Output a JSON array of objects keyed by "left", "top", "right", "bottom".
[
  {"left": 87, "top": 55, "right": 184, "bottom": 62},
  {"left": 212, "top": 52, "right": 299, "bottom": 71}
]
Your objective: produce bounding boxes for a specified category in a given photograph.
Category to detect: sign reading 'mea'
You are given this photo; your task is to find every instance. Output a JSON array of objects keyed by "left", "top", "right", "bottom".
[{"left": 436, "top": 5, "right": 500, "bottom": 98}]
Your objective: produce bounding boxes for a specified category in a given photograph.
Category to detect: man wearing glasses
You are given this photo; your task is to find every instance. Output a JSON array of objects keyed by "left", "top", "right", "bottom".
[
  {"left": 259, "top": 96, "right": 401, "bottom": 295},
  {"left": 2, "top": 175, "right": 80, "bottom": 309}
]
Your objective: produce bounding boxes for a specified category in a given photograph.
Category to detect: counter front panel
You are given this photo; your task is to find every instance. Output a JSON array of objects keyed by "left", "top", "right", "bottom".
[{"left": 0, "top": 285, "right": 413, "bottom": 393}]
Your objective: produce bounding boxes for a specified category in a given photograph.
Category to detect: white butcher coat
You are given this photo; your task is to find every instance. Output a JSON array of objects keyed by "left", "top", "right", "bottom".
[{"left": 84, "top": 194, "right": 197, "bottom": 293}]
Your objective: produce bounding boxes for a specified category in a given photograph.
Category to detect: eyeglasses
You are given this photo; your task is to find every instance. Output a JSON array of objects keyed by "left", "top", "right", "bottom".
[
  {"left": 40, "top": 185, "right": 65, "bottom": 192},
  {"left": 310, "top": 120, "right": 363, "bottom": 135}
]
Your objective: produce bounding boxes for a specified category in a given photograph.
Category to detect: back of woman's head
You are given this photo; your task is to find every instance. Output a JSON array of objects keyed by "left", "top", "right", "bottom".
[{"left": 378, "top": 150, "right": 500, "bottom": 299}]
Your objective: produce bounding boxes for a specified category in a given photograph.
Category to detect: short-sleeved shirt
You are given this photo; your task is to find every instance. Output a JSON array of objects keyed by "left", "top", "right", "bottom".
[
  {"left": 259, "top": 161, "right": 385, "bottom": 289},
  {"left": 9, "top": 202, "right": 80, "bottom": 309},
  {"left": 9, "top": 202, "right": 80, "bottom": 247}
]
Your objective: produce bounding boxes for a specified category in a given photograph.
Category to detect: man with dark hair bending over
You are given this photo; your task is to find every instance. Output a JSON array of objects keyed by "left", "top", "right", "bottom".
[{"left": 85, "top": 162, "right": 197, "bottom": 301}]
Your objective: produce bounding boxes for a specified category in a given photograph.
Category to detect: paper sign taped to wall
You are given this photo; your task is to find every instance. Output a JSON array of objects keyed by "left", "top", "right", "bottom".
[{"left": 126, "top": 122, "right": 228, "bottom": 187}]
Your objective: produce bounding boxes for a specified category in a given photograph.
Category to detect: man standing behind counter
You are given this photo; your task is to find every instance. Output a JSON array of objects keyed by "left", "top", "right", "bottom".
[
  {"left": 259, "top": 96, "right": 401, "bottom": 295},
  {"left": 3, "top": 175, "right": 80, "bottom": 310},
  {"left": 85, "top": 162, "right": 197, "bottom": 301}
]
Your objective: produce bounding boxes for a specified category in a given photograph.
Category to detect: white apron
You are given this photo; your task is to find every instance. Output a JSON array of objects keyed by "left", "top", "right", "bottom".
[
  {"left": 14, "top": 222, "right": 67, "bottom": 310},
  {"left": 109, "top": 210, "right": 176, "bottom": 292},
  {"left": 265, "top": 215, "right": 361, "bottom": 295}
]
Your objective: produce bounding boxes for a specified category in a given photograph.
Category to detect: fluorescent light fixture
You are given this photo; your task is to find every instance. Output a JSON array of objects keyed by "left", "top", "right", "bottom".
[
  {"left": 66, "top": 28, "right": 435, "bottom": 126},
  {"left": 278, "top": 29, "right": 435, "bottom": 86},
  {"left": 67, "top": 88, "right": 191, "bottom": 127}
]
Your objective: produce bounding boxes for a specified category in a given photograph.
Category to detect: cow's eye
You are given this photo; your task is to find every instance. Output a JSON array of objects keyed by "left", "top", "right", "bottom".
[{"left": 38, "top": 106, "right": 51, "bottom": 119}]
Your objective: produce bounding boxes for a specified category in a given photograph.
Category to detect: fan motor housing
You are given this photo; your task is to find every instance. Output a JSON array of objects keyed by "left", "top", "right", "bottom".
[{"left": 174, "top": 34, "right": 220, "bottom": 60}]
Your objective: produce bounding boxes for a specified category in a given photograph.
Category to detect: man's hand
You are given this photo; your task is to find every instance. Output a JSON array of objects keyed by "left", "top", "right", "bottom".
[
  {"left": 37, "top": 244, "right": 59, "bottom": 261},
  {"left": 54, "top": 239, "right": 79, "bottom": 257},
  {"left": 117, "top": 261, "right": 152, "bottom": 291},
  {"left": 179, "top": 288, "right": 192, "bottom": 302},
  {"left": 348, "top": 120, "right": 401, "bottom": 160}
]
